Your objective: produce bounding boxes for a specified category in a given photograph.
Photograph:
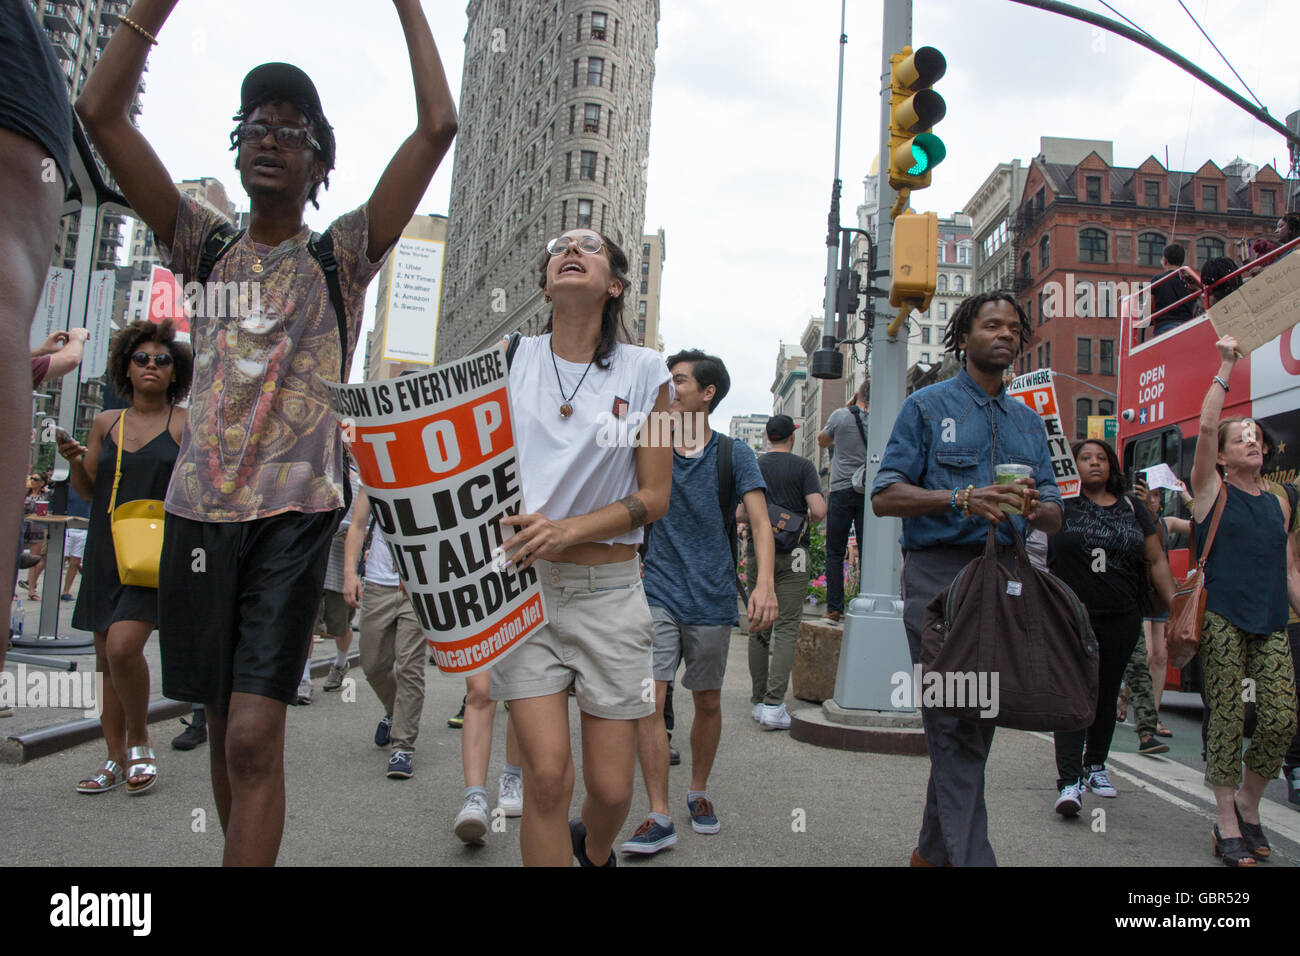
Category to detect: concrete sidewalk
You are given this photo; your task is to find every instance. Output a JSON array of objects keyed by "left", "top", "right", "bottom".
[{"left": 0, "top": 622, "right": 1261, "bottom": 867}]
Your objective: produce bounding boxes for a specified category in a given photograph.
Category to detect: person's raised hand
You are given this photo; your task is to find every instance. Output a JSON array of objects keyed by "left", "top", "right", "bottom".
[{"left": 1216, "top": 335, "right": 1241, "bottom": 364}]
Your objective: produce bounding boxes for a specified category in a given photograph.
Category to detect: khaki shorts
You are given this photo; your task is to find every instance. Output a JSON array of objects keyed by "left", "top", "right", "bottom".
[
  {"left": 489, "top": 557, "right": 654, "bottom": 720},
  {"left": 319, "top": 589, "right": 355, "bottom": 639}
]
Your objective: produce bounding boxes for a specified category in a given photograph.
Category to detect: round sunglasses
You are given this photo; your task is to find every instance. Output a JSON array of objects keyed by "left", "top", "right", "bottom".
[
  {"left": 131, "top": 351, "right": 174, "bottom": 369},
  {"left": 546, "top": 235, "right": 604, "bottom": 256}
]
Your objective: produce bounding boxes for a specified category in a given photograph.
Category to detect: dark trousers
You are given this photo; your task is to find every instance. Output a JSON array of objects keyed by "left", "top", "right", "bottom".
[
  {"left": 825, "top": 488, "right": 864, "bottom": 613},
  {"left": 902, "top": 546, "right": 1015, "bottom": 867},
  {"left": 1284, "top": 623, "right": 1300, "bottom": 774},
  {"left": 1054, "top": 609, "right": 1140, "bottom": 789}
]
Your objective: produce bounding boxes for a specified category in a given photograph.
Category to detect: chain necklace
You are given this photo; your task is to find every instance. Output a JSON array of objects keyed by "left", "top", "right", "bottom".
[{"left": 550, "top": 340, "right": 595, "bottom": 418}]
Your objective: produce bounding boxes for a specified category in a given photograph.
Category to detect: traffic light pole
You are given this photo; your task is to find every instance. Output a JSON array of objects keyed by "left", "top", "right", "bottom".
[
  {"left": 811, "top": 0, "right": 849, "bottom": 382},
  {"left": 830, "top": 0, "right": 915, "bottom": 711}
]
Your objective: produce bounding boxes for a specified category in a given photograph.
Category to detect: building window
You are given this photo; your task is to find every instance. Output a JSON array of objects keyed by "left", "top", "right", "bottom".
[
  {"left": 583, "top": 103, "right": 600, "bottom": 133},
  {"left": 1098, "top": 399, "right": 1114, "bottom": 416},
  {"left": 580, "top": 150, "right": 597, "bottom": 180},
  {"left": 1085, "top": 176, "right": 1101, "bottom": 203},
  {"left": 572, "top": 58, "right": 579, "bottom": 87},
  {"left": 577, "top": 199, "right": 592, "bottom": 228},
  {"left": 590, "top": 11, "right": 608, "bottom": 39},
  {"left": 640, "top": 279, "right": 648, "bottom": 294},
  {"left": 1144, "top": 180, "right": 1160, "bottom": 208},
  {"left": 587, "top": 56, "right": 604, "bottom": 86},
  {"left": 1076, "top": 338, "right": 1091, "bottom": 374},
  {"left": 1076, "top": 398, "right": 1093, "bottom": 439},
  {"left": 1021, "top": 251, "right": 1031, "bottom": 281},
  {"left": 937, "top": 274, "right": 948, "bottom": 292},
  {"left": 1039, "top": 234, "right": 1050, "bottom": 270},
  {"left": 1037, "top": 345, "right": 1043, "bottom": 369},
  {"left": 637, "top": 300, "right": 647, "bottom": 316},
  {"left": 1079, "top": 228, "right": 1108, "bottom": 263},
  {"left": 1138, "top": 232, "right": 1165, "bottom": 268},
  {"left": 1197, "top": 236, "right": 1225, "bottom": 267},
  {"left": 957, "top": 244, "right": 970, "bottom": 265},
  {"left": 922, "top": 326, "right": 931, "bottom": 344},
  {"left": 642, "top": 243, "right": 650, "bottom": 257},
  {"left": 1035, "top": 188, "right": 1045, "bottom": 212},
  {"left": 1099, "top": 339, "right": 1115, "bottom": 376},
  {"left": 937, "top": 242, "right": 946, "bottom": 264},
  {"left": 1202, "top": 184, "right": 1218, "bottom": 212},
  {"left": 921, "top": 353, "right": 930, "bottom": 363},
  {"left": 938, "top": 302, "right": 948, "bottom": 322},
  {"left": 1046, "top": 341, "right": 1051, "bottom": 368},
  {"left": 1262, "top": 189, "right": 1276, "bottom": 217},
  {"left": 954, "top": 275, "right": 964, "bottom": 293}
]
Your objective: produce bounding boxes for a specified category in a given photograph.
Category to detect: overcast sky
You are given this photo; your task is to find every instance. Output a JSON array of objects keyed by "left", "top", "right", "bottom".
[{"left": 127, "top": 0, "right": 1299, "bottom": 432}]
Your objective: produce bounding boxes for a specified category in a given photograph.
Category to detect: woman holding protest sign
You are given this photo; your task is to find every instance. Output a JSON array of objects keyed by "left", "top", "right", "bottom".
[
  {"left": 1188, "top": 334, "right": 1296, "bottom": 866},
  {"left": 491, "top": 228, "right": 672, "bottom": 867}
]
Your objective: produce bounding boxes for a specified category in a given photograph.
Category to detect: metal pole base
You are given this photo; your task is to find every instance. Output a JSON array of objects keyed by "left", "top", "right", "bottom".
[
  {"left": 830, "top": 592, "right": 914, "bottom": 711},
  {"left": 8, "top": 633, "right": 94, "bottom": 653}
]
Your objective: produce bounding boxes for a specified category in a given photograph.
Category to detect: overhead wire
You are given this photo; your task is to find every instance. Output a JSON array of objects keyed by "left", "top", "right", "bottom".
[{"left": 1176, "top": 0, "right": 1266, "bottom": 110}]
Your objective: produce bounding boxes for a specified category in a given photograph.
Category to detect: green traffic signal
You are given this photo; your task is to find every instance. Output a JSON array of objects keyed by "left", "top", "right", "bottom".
[{"left": 907, "top": 133, "right": 946, "bottom": 175}]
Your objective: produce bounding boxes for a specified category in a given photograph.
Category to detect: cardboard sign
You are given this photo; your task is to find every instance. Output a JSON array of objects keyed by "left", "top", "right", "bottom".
[
  {"left": 1208, "top": 251, "right": 1300, "bottom": 355},
  {"left": 1008, "top": 368, "right": 1080, "bottom": 497},
  {"left": 324, "top": 343, "right": 545, "bottom": 677}
]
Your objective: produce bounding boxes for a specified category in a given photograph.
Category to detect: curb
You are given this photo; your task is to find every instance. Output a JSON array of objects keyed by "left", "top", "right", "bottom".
[{"left": 2, "top": 651, "right": 360, "bottom": 765}]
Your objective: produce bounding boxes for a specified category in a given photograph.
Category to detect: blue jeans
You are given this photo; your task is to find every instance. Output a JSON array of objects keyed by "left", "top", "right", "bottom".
[{"left": 825, "top": 489, "right": 864, "bottom": 614}]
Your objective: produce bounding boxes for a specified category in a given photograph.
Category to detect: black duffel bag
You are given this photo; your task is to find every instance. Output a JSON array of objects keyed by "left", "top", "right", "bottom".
[{"left": 920, "top": 523, "right": 1099, "bottom": 731}]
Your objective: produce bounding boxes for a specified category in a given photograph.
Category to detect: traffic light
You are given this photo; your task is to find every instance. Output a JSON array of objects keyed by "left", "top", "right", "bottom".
[
  {"left": 890, "top": 211, "right": 938, "bottom": 311},
  {"left": 888, "top": 46, "right": 947, "bottom": 191}
]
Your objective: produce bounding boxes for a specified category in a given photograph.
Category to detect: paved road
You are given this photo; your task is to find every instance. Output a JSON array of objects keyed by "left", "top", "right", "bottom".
[{"left": 4, "top": 616, "right": 1287, "bottom": 866}]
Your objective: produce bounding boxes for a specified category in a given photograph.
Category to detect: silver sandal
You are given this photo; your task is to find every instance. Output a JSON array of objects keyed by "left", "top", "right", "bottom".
[
  {"left": 124, "top": 745, "right": 157, "bottom": 795},
  {"left": 76, "top": 759, "right": 124, "bottom": 794}
]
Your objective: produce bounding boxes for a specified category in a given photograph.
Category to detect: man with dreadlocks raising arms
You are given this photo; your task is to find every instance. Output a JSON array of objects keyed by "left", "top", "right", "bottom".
[
  {"left": 76, "top": 1, "right": 457, "bottom": 865},
  {"left": 871, "top": 292, "right": 1062, "bottom": 866}
]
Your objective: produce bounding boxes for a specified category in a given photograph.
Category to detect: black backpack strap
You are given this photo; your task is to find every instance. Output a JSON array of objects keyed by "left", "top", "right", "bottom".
[
  {"left": 1286, "top": 482, "right": 1299, "bottom": 532},
  {"left": 197, "top": 223, "right": 243, "bottom": 287},
  {"left": 306, "top": 231, "right": 348, "bottom": 383},
  {"left": 506, "top": 332, "right": 522, "bottom": 369},
  {"left": 715, "top": 434, "right": 737, "bottom": 572},
  {"left": 848, "top": 405, "right": 868, "bottom": 449}
]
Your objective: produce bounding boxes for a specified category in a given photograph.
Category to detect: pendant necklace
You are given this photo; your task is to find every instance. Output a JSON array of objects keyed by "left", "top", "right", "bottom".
[{"left": 550, "top": 340, "right": 594, "bottom": 418}]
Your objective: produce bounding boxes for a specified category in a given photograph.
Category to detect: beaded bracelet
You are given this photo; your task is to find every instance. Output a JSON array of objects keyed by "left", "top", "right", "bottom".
[
  {"left": 950, "top": 488, "right": 962, "bottom": 514},
  {"left": 960, "top": 484, "right": 975, "bottom": 517},
  {"left": 119, "top": 16, "right": 159, "bottom": 45}
]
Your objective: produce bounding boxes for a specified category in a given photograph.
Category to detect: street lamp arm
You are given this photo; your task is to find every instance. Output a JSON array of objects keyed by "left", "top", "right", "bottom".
[{"left": 1048, "top": 370, "right": 1117, "bottom": 399}]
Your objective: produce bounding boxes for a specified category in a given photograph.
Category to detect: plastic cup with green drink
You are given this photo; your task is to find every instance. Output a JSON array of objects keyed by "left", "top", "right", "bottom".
[{"left": 995, "top": 463, "right": 1033, "bottom": 514}]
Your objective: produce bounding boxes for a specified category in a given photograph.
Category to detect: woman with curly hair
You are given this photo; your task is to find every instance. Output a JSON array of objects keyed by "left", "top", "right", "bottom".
[{"left": 57, "top": 318, "right": 192, "bottom": 796}]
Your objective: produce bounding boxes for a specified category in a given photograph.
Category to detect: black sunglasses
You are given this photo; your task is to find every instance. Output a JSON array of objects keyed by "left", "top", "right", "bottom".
[
  {"left": 235, "top": 122, "right": 321, "bottom": 151},
  {"left": 131, "top": 352, "right": 174, "bottom": 369}
]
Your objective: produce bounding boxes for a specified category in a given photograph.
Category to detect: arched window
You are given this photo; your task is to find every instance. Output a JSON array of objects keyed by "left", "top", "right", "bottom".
[
  {"left": 1079, "top": 228, "right": 1108, "bottom": 263},
  {"left": 1197, "top": 236, "right": 1225, "bottom": 267},
  {"left": 954, "top": 275, "right": 964, "bottom": 293},
  {"left": 1138, "top": 232, "right": 1166, "bottom": 268},
  {"left": 1039, "top": 234, "right": 1050, "bottom": 270},
  {"left": 937, "top": 274, "right": 948, "bottom": 292}
]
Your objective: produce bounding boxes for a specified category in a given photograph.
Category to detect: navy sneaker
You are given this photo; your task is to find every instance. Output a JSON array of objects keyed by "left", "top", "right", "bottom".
[
  {"left": 387, "top": 749, "right": 414, "bottom": 779},
  {"left": 1286, "top": 768, "right": 1300, "bottom": 811},
  {"left": 620, "top": 817, "right": 677, "bottom": 855},
  {"left": 569, "top": 818, "right": 615, "bottom": 867},
  {"left": 687, "top": 795, "right": 720, "bottom": 834},
  {"left": 374, "top": 714, "right": 392, "bottom": 748}
]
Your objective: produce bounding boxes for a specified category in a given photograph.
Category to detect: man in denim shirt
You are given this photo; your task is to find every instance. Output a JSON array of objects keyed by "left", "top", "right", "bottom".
[{"left": 872, "top": 293, "right": 1062, "bottom": 867}]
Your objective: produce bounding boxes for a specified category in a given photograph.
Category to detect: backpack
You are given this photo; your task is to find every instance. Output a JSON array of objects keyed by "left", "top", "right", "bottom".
[{"left": 197, "top": 222, "right": 352, "bottom": 510}]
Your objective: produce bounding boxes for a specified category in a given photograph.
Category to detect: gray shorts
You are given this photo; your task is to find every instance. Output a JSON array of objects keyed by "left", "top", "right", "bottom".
[
  {"left": 489, "top": 558, "right": 654, "bottom": 720},
  {"left": 650, "top": 605, "right": 733, "bottom": 691}
]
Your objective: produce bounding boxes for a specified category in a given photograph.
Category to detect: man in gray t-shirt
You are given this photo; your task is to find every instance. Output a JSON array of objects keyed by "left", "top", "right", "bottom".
[{"left": 816, "top": 382, "right": 869, "bottom": 621}]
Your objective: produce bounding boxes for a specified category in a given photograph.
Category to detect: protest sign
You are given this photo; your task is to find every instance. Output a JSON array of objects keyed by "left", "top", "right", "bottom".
[
  {"left": 1208, "top": 251, "right": 1300, "bottom": 355},
  {"left": 324, "top": 343, "right": 545, "bottom": 676},
  {"left": 1141, "top": 463, "right": 1181, "bottom": 491},
  {"left": 1008, "top": 368, "right": 1080, "bottom": 497}
]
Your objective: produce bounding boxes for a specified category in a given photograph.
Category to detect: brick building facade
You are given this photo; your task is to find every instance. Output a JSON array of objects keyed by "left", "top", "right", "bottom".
[{"left": 1013, "top": 147, "right": 1286, "bottom": 439}]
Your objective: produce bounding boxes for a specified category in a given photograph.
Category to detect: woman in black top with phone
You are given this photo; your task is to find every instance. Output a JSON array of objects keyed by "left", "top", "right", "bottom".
[
  {"left": 57, "top": 319, "right": 191, "bottom": 797},
  {"left": 1047, "top": 439, "right": 1176, "bottom": 818}
]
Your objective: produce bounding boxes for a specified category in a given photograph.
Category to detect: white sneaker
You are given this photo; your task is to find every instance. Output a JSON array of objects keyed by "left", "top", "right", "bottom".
[
  {"left": 295, "top": 679, "right": 313, "bottom": 705},
  {"left": 1055, "top": 781, "right": 1083, "bottom": 817},
  {"left": 454, "top": 793, "right": 489, "bottom": 845},
  {"left": 498, "top": 772, "right": 523, "bottom": 817},
  {"left": 752, "top": 703, "right": 764, "bottom": 723},
  {"left": 1083, "top": 765, "right": 1117, "bottom": 798},
  {"left": 759, "top": 702, "right": 791, "bottom": 730}
]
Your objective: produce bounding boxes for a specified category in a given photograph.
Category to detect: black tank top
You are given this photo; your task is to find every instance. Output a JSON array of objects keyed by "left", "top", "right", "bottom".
[
  {"left": 1195, "top": 482, "right": 1288, "bottom": 634},
  {"left": 89, "top": 407, "right": 180, "bottom": 525}
]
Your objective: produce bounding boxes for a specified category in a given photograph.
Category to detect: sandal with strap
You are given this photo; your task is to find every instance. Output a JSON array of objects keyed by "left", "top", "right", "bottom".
[
  {"left": 1234, "top": 801, "right": 1271, "bottom": 860},
  {"left": 76, "top": 759, "right": 124, "bottom": 794},
  {"left": 124, "top": 745, "right": 157, "bottom": 795},
  {"left": 1212, "top": 825, "right": 1258, "bottom": 866}
]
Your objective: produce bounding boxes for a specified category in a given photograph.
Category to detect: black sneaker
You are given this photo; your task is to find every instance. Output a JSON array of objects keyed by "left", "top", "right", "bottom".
[
  {"left": 569, "top": 818, "right": 615, "bottom": 867},
  {"left": 171, "top": 718, "right": 207, "bottom": 751},
  {"left": 448, "top": 695, "right": 466, "bottom": 728},
  {"left": 668, "top": 744, "right": 681, "bottom": 766},
  {"left": 1286, "top": 768, "right": 1300, "bottom": 811}
]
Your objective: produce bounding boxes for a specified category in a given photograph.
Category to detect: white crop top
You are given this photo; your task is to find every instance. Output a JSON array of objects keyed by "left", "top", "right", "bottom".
[{"left": 509, "top": 335, "right": 670, "bottom": 546}]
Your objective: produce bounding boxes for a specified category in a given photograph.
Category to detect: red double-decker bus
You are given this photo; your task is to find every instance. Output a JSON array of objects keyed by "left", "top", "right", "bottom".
[{"left": 1116, "top": 240, "right": 1300, "bottom": 690}]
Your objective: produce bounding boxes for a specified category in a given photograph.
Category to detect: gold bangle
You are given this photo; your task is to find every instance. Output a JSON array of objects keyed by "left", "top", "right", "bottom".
[{"left": 119, "top": 16, "right": 159, "bottom": 46}]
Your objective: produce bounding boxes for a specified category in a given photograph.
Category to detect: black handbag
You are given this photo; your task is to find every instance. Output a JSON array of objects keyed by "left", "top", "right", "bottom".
[{"left": 766, "top": 502, "right": 805, "bottom": 554}]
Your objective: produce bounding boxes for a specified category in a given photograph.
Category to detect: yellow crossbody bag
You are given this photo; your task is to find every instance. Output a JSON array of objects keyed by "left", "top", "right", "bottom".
[{"left": 109, "top": 411, "right": 165, "bottom": 589}]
